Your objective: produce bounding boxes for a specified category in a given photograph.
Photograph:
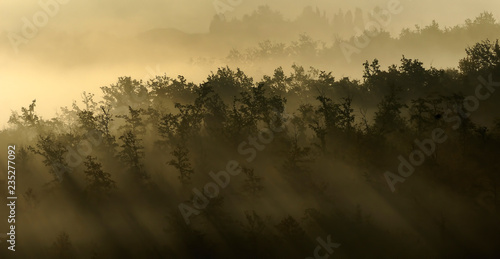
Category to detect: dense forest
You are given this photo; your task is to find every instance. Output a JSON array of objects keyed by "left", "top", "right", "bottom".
[
  {"left": 1, "top": 34, "right": 499, "bottom": 258},
  {"left": 220, "top": 10, "right": 500, "bottom": 78}
]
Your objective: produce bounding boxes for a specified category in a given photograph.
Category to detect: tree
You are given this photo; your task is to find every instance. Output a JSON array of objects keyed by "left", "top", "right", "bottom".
[
  {"left": 147, "top": 74, "right": 196, "bottom": 106},
  {"left": 288, "top": 34, "right": 320, "bottom": 60},
  {"left": 97, "top": 105, "right": 118, "bottom": 150},
  {"left": 101, "top": 77, "right": 150, "bottom": 110},
  {"left": 168, "top": 145, "right": 195, "bottom": 185},
  {"left": 283, "top": 135, "right": 313, "bottom": 174},
  {"left": 242, "top": 167, "right": 264, "bottom": 195},
  {"left": 373, "top": 88, "right": 408, "bottom": 135},
  {"left": 83, "top": 156, "right": 116, "bottom": 197},
  {"left": 275, "top": 215, "right": 307, "bottom": 244},
  {"left": 117, "top": 106, "right": 146, "bottom": 136},
  {"left": 363, "top": 59, "right": 381, "bottom": 83},
  {"left": 81, "top": 91, "right": 98, "bottom": 112},
  {"left": 77, "top": 110, "right": 99, "bottom": 133},
  {"left": 8, "top": 99, "right": 39, "bottom": 128},
  {"left": 409, "top": 98, "right": 437, "bottom": 135},
  {"left": 338, "top": 97, "right": 355, "bottom": 132},
  {"left": 28, "top": 135, "right": 69, "bottom": 182},
  {"left": 158, "top": 102, "right": 204, "bottom": 145},
  {"left": 399, "top": 56, "right": 427, "bottom": 91},
  {"left": 316, "top": 95, "right": 340, "bottom": 132},
  {"left": 236, "top": 82, "right": 286, "bottom": 133},
  {"left": 459, "top": 39, "right": 500, "bottom": 75},
  {"left": 205, "top": 67, "right": 253, "bottom": 103},
  {"left": 261, "top": 67, "right": 288, "bottom": 96},
  {"left": 118, "top": 130, "right": 148, "bottom": 181},
  {"left": 465, "top": 12, "right": 497, "bottom": 28}
]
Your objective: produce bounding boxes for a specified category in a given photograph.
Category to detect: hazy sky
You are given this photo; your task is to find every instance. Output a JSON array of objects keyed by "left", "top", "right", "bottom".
[
  {"left": 1, "top": 0, "right": 499, "bottom": 35},
  {"left": 1, "top": 0, "right": 500, "bottom": 128}
]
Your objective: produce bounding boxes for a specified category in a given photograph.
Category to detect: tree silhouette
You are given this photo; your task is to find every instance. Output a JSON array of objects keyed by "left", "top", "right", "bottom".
[
  {"left": 83, "top": 156, "right": 116, "bottom": 198},
  {"left": 373, "top": 88, "right": 408, "bottom": 135},
  {"left": 119, "top": 130, "right": 148, "bottom": 181},
  {"left": 168, "top": 145, "right": 195, "bottom": 185},
  {"left": 28, "top": 135, "right": 69, "bottom": 182},
  {"left": 8, "top": 99, "right": 39, "bottom": 128},
  {"left": 459, "top": 39, "right": 500, "bottom": 75}
]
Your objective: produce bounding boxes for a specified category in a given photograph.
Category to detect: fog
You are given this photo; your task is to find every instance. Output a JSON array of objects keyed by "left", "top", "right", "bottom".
[
  {"left": 1, "top": 1, "right": 500, "bottom": 258},
  {"left": 1, "top": 0, "right": 497, "bottom": 33}
]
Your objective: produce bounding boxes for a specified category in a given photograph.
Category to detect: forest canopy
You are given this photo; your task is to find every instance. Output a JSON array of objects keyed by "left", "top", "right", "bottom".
[{"left": 1, "top": 36, "right": 500, "bottom": 258}]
